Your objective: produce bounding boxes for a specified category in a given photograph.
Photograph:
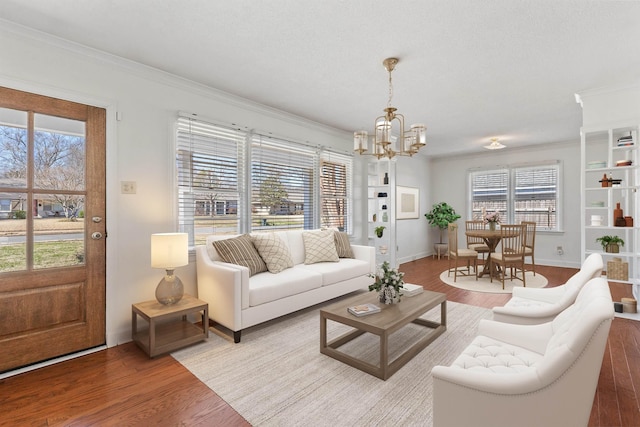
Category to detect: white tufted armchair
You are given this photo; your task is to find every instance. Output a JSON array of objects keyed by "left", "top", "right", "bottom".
[
  {"left": 432, "top": 277, "right": 613, "bottom": 427},
  {"left": 491, "top": 253, "right": 603, "bottom": 325}
]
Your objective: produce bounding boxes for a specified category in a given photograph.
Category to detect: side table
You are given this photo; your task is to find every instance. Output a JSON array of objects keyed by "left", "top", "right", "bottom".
[{"left": 132, "top": 294, "right": 208, "bottom": 357}]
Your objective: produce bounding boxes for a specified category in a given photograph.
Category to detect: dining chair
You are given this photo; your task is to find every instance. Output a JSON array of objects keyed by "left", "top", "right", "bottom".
[
  {"left": 522, "top": 221, "right": 537, "bottom": 276},
  {"left": 465, "top": 220, "right": 490, "bottom": 260},
  {"left": 447, "top": 223, "right": 478, "bottom": 282},
  {"left": 489, "top": 223, "right": 526, "bottom": 289}
]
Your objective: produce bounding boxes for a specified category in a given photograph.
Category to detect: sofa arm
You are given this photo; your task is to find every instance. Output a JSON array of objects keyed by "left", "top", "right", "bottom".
[
  {"left": 351, "top": 244, "right": 376, "bottom": 274},
  {"left": 195, "top": 245, "right": 247, "bottom": 332}
]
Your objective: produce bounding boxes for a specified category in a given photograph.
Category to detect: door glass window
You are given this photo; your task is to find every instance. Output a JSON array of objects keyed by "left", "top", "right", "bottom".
[{"left": 0, "top": 109, "right": 86, "bottom": 272}]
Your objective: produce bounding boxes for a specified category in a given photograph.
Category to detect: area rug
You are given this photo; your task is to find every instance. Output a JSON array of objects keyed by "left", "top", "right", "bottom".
[
  {"left": 172, "top": 298, "right": 491, "bottom": 426},
  {"left": 439, "top": 269, "right": 547, "bottom": 293}
]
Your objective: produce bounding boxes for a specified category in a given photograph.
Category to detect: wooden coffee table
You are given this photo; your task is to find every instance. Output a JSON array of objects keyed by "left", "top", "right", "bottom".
[{"left": 320, "top": 290, "right": 446, "bottom": 380}]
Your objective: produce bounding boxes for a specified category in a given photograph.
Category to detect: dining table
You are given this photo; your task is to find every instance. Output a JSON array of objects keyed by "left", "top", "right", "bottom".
[{"left": 464, "top": 227, "right": 520, "bottom": 279}]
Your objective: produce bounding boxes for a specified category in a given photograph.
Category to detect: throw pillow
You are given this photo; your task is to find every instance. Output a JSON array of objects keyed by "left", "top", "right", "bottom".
[
  {"left": 212, "top": 234, "right": 267, "bottom": 276},
  {"left": 334, "top": 231, "right": 354, "bottom": 258},
  {"left": 302, "top": 230, "right": 339, "bottom": 264},
  {"left": 251, "top": 233, "right": 294, "bottom": 273}
]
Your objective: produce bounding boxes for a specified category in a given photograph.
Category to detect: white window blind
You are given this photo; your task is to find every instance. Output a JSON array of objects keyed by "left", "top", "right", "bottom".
[
  {"left": 176, "top": 115, "right": 353, "bottom": 244},
  {"left": 469, "top": 163, "right": 560, "bottom": 230},
  {"left": 470, "top": 169, "right": 509, "bottom": 220},
  {"left": 514, "top": 164, "right": 558, "bottom": 229},
  {"left": 176, "top": 117, "right": 245, "bottom": 246},
  {"left": 251, "top": 134, "right": 317, "bottom": 231},
  {"left": 320, "top": 150, "right": 352, "bottom": 232}
]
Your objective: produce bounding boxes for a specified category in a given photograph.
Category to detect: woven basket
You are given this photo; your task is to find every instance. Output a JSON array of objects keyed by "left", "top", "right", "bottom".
[{"left": 607, "top": 258, "right": 628, "bottom": 281}]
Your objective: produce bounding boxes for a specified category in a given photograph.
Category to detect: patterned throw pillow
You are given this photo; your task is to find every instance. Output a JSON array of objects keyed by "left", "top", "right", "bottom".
[
  {"left": 212, "top": 234, "right": 267, "bottom": 276},
  {"left": 334, "top": 231, "right": 354, "bottom": 258},
  {"left": 251, "top": 233, "right": 294, "bottom": 273},
  {"left": 302, "top": 230, "right": 340, "bottom": 264}
]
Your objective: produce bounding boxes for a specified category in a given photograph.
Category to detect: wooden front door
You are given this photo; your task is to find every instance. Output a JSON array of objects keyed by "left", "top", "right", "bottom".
[{"left": 0, "top": 87, "right": 106, "bottom": 372}]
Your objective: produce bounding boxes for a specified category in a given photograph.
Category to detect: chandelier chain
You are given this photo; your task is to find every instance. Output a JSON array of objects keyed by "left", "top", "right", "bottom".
[{"left": 387, "top": 68, "right": 394, "bottom": 109}]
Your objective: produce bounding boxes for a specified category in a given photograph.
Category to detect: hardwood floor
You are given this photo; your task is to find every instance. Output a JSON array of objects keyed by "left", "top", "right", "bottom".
[{"left": 1, "top": 257, "right": 638, "bottom": 426}]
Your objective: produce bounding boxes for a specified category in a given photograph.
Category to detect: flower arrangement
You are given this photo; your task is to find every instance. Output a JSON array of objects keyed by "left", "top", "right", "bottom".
[
  {"left": 484, "top": 211, "right": 501, "bottom": 224},
  {"left": 369, "top": 261, "right": 405, "bottom": 304}
]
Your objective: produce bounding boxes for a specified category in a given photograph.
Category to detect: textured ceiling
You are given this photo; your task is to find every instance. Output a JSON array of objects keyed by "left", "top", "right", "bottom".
[{"left": 1, "top": 0, "right": 639, "bottom": 156}]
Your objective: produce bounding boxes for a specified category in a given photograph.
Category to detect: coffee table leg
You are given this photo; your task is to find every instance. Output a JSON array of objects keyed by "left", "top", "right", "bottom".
[
  {"left": 320, "top": 312, "right": 327, "bottom": 351},
  {"left": 380, "top": 332, "right": 389, "bottom": 380}
]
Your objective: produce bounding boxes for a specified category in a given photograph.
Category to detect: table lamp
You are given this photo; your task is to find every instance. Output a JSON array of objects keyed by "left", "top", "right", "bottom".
[{"left": 151, "top": 232, "right": 188, "bottom": 305}]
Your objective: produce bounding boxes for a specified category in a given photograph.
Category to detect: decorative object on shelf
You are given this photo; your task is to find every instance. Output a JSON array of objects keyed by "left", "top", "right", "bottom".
[
  {"left": 151, "top": 232, "right": 188, "bottom": 305},
  {"left": 484, "top": 210, "right": 501, "bottom": 231},
  {"left": 484, "top": 137, "right": 506, "bottom": 150},
  {"left": 425, "top": 202, "right": 461, "bottom": 246},
  {"left": 616, "top": 160, "right": 632, "bottom": 167},
  {"left": 621, "top": 297, "right": 637, "bottom": 313},
  {"left": 595, "top": 235, "right": 624, "bottom": 253},
  {"left": 617, "top": 132, "right": 636, "bottom": 147},
  {"left": 375, "top": 225, "right": 386, "bottom": 238},
  {"left": 368, "top": 261, "right": 405, "bottom": 304},
  {"left": 601, "top": 173, "right": 609, "bottom": 187},
  {"left": 377, "top": 192, "right": 387, "bottom": 197},
  {"left": 379, "top": 245, "right": 388, "bottom": 254},
  {"left": 383, "top": 172, "right": 389, "bottom": 184},
  {"left": 607, "top": 258, "right": 629, "bottom": 281},
  {"left": 625, "top": 216, "right": 634, "bottom": 227},
  {"left": 382, "top": 205, "right": 388, "bottom": 222},
  {"left": 372, "top": 213, "right": 377, "bottom": 222},
  {"left": 591, "top": 215, "right": 603, "bottom": 226},
  {"left": 353, "top": 57, "right": 426, "bottom": 159},
  {"left": 613, "top": 202, "right": 624, "bottom": 226}
]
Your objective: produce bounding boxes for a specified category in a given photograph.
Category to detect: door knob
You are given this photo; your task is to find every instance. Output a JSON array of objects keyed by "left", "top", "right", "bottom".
[
  {"left": 91, "top": 232, "right": 103, "bottom": 240},
  {"left": 92, "top": 216, "right": 103, "bottom": 223}
]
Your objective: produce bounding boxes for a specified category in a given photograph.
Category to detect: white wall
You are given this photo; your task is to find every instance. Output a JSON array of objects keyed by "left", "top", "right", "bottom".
[
  {"left": 0, "top": 23, "right": 359, "bottom": 346},
  {"left": 429, "top": 141, "right": 582, "bottom": 269}
]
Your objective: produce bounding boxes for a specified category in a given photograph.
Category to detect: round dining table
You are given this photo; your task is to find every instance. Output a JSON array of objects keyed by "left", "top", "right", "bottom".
[{"left": 465, "top": 228, "right": 519, "bottom": 278}]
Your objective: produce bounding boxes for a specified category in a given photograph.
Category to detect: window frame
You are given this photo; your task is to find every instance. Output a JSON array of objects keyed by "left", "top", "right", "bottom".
[
  {"left": 468, "top": 161, "right": 562, "bottom": 231},
  {"left": 175, "top": 115, "right": 353, "bottom": 249}
]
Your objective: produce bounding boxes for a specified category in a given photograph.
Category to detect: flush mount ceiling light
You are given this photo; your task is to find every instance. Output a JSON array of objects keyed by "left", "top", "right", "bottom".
[
  {"left": 484, "top": 137, "right": 506, "bottom": 150},
  {"left": 354, "top": 58, "right": 426, "bottom": 159}
]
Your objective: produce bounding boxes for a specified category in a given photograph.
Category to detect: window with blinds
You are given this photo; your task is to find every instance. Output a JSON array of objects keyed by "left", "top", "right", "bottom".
[
  {"left": 470, "top": 169, "right": 508, "bottom": 221},
  {"left": 469, "top": 162, "right": 560, "bottom": 231},
  {"left": 320, "top": 151, "right": 352, "bottom": 231},
  {"left": 176, "top": 115, "right": 353, "bottom": 246},
  {"left": 176, "top": 117, "right": 245, "bottom": 246},
  {"left": 251, "top": 134, "right": 316, "bottom": 231}
]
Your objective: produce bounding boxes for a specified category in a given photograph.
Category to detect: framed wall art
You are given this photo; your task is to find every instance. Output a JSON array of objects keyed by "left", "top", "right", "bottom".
[{"left": 397, "top": 186, "right": 419, "bottom": 219}]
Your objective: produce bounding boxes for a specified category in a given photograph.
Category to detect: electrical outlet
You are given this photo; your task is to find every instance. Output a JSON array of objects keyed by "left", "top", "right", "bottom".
[
  {"left": 557, "top": 245, "right": 564, "bottom": 255},
  {"left": 121, "top": 181, "right": 137, "bottom": 194}
]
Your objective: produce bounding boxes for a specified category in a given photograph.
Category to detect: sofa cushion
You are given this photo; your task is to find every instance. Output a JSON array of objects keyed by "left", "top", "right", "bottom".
[
  {"left": 302, "top": 230, "right": 339, "bottom": 264},
  {"left": 251, "top": 233, "right": 294, "bottom": 273},
  {"left": 334, "top": 231, "right": 354, "bottom": 258},
  {"left": 212, "top": 234, "right": 267, "bottom": 277},
  {"left": 248, "top": 266, "right": 322, "bottom": 306},
  {"left": 298, "top": 258, "right": 371, "bottom": 286}
]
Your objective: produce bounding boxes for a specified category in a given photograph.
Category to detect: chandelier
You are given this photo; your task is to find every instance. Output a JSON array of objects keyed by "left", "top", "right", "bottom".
[
  {"left": 354, "top": 58, "right": 426, "bottom": 159},
  {"left": 484, "top": 137, "right": 506, "bottom": 150}
]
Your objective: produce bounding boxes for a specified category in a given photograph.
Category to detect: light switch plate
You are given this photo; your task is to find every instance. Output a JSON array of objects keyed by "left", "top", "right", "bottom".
[{"left": 121, "top": 181, "right": 136, "bottom": 194}]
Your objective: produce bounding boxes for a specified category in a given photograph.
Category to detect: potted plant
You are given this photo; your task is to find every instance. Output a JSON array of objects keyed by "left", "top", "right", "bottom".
[
  {"left": 368, "top": 261, "right": 405, "bottom": 304},
  {"left": 375, "top": 225, "right": 386, "bottom": 238},
  {"left": 596, "top": 235, "right": 625, "bottom": 253},
  {"left": 425, "top": 202, "right": 461, "bottom": 255}
]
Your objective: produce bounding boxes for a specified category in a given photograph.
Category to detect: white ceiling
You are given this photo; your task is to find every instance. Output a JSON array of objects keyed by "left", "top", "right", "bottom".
[{"left": 1, "top": 0, "right": 640, "bottom": 157}]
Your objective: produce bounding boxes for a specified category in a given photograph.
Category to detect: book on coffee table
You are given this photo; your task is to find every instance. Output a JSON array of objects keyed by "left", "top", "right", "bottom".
[
  {"left": 348, "top": 303, "right": 381, "bottom": 317},
  {"left": 402, "top": 283, "right": 424, "bottom": 297}
]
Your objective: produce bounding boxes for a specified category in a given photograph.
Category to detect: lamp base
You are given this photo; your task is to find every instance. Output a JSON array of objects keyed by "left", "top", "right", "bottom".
[{"left": 156, "top": 270, "right": 184, "bottom": 305}]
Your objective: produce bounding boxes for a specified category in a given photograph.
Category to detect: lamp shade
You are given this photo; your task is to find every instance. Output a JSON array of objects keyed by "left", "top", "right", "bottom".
[{"left": 151, "top": 233, "right": 188, "bottom": 269}]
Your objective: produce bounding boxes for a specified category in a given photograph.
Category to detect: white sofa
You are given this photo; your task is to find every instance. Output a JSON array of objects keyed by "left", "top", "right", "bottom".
[
  {"left": 431, "top": 277, "right": 613, "bottom": 427},
  {"left": 196, "top": 229, "right": 375, "bottom": 342},
  {"left": 492, "top": 253, "right": 603, "bottom": 325}
]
